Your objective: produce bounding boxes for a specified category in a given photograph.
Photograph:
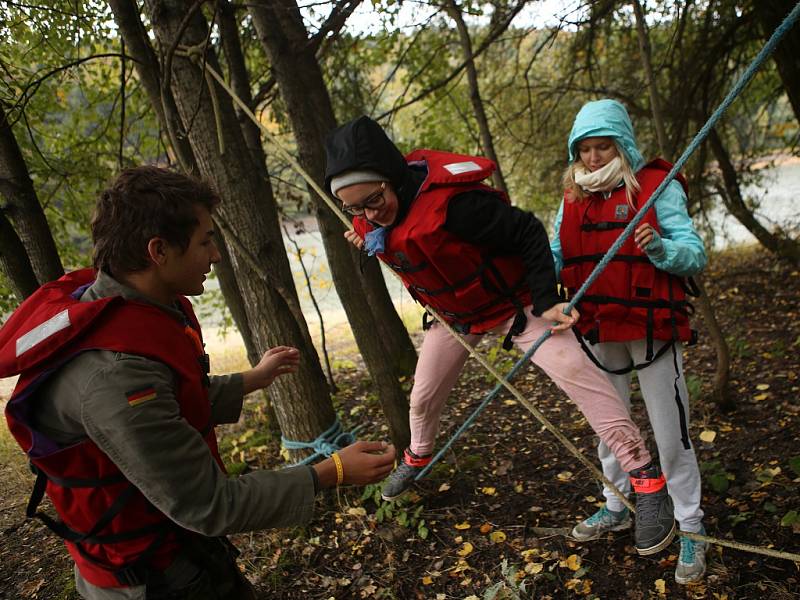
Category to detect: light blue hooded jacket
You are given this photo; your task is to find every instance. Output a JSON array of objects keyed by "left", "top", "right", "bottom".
[{"left": 550, "top": 99, "right": 706, "bottom": 278}]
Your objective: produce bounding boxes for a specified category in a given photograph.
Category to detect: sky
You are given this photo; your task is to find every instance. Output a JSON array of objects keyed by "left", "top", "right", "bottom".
[{"left": 301, "top": 1, "right": 587, "bottom": 37}]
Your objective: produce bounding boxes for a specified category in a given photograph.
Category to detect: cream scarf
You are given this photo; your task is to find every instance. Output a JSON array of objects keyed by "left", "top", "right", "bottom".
[{"left": 574, "top": 156, "right": 624, "bottom": 193}]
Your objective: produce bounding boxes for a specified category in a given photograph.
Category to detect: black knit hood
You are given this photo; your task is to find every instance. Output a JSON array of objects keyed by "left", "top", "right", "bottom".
[{"left": 324, "top": 116, "right": 415, "bottom": 196}]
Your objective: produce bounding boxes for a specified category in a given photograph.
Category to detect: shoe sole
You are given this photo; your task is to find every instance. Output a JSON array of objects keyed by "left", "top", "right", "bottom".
[
  {"left": 674, "top": 566, "right": 706, "bottom": 585},
  {"left": 636, "top": 520, "right": 677, "bottom": 556},
  {"left": 570, "top": 519, "right": 632, "bottom": 541},
  {"left": 380, "top": 490, "right": 408, "bottom": 502}
]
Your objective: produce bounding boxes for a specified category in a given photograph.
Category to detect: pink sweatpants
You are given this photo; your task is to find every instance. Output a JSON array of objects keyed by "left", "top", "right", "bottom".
[{"left": 409, "top": 307, "right": 651, "bottom": 472}]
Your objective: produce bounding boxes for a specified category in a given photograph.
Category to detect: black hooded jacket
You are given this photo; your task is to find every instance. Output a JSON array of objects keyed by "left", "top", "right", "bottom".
[{"left": 324, "top": 116, "right": 561, "bottom": 316}]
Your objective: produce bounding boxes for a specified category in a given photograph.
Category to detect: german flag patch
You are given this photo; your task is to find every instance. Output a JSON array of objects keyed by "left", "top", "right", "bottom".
[{"left": 126, "top": 385, "right": 157, "bottom": 407}]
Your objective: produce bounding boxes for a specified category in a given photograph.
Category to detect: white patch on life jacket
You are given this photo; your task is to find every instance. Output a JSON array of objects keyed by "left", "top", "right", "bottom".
[
  {"left": 443, "top": 161, "right": 482, "bottom": 175},
  {"left": 16, "top": 309, "right": 71, "bottom": 357}
]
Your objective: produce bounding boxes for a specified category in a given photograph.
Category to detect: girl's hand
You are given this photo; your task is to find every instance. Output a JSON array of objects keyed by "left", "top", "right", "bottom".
[
  {"left": 243, "top": 346, "right": 300, "bottom": 393},
  {"left": 344, "top": 230, "right": 365, "bottom": 250},
  {"left": 634, "top": 223, "right": 655, "bottom": 251},
  {"left": 540, "top": 303, "right": 579, "bottom": 332}
]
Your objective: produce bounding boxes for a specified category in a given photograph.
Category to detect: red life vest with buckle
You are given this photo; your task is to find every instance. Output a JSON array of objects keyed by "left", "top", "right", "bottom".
[
  {"left": 353, "top": 149, "right": 532, "bottom": 335},
  {"left": 559, "top": 159, "right": 695, "bottom": 348},
  {"left": 0, "top": 269, "right": 223, "bottom": 589}
]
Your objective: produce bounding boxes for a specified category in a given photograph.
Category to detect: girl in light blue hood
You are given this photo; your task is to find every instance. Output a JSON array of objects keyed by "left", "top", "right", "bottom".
[{"left": 552, "top": 99, "right": 708, "bottom": 585}]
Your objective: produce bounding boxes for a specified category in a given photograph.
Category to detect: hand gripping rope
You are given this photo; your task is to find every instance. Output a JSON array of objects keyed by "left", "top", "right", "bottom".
[{"left": 175, "top": 0, "right": 800, "bottom": 562}]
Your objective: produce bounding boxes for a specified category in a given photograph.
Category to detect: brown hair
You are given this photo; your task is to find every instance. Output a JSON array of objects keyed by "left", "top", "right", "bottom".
[
  {"left": 92, "top": 166, "right": 220, "bottom": 275},
  {"left": 561, "top": 140, "right": 641, "bottom": 207}
]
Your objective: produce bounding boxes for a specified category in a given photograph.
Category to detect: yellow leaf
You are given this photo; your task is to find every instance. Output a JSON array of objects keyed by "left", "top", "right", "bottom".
[
  {"left": 481, "top": 487, "right": 497, "bottom": 496},
  {"left": 438, "top": 483, "right": 451, "bottom": 492},
  {"left": 457, "top": 542, "right": 474, "bottom": 557},
  {"left": 557, "top": 471, "right": 573, "bottom": 481},
  {"left": 699, "top": 430, "right": 717, "bottom": 443},
  {"left": 655, "top": 578, "right": 666, "bottom": 594},
  {"left": 479, "top": 523, "right": 493, "bottom": 534},
  {"left": 346, "top": 507, "right": 367, "bottom": 517},
  {"left": 560, "top": 554, "right": 581, "bottom": 570},
  {"left": 756, "top": 383, "right": 770, "bottom": 391},
  {"left": 455, "top": 521, "right": 471, "bottom": 530},
  {"left": 754, "top": 393, "right": 769, "bottom": 401},
  {"left": 514, "top": 483, "right": 523, "bottom": 493},
  {"left": 503, "top": 399, "right": 518, "bottom": 406},
  {"left": 524, "top": 562, "right": 544, "bottom": 574},
  {"left": 422, "top": 576, "right": 433, "bottom": 585},
  {"left": 489, "top": 531, "right": 506, "bottom": 543}
]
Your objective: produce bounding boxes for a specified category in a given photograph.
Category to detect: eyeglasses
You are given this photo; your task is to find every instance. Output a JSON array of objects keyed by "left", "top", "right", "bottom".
[{"left": 341, "top": 182, "right": 386, "bottom": 216}]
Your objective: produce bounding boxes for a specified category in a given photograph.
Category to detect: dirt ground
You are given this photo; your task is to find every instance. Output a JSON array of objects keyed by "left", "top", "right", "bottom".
[{"left": 1, "top": 245, "right": 798, "bottom": 599}]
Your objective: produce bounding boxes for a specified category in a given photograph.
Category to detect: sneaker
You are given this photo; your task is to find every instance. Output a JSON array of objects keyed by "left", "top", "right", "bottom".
[
  {"left": 571, "top": 505, "right": 632, "bottom": 541},
  {"left": 380, "top": 448, "right": 431, "bottom": 501},
  {"left": 629, "top": 463, "right": 676, "bottom": 555},
  {"left": 675, "top": 526, "right": 709, "bottom": 584}
]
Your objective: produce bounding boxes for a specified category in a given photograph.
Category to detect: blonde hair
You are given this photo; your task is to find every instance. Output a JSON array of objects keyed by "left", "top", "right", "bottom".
[{"left": 561, "top": 140, "right": 641, "bottom": 207}]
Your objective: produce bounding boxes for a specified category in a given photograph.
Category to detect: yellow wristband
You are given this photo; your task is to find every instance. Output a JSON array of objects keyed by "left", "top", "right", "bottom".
[{"left": 331, "top": 452, "right": 344, "bottom": 486}]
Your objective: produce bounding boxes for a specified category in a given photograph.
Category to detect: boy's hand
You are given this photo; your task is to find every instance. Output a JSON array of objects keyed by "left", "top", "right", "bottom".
[
  {"left": 344, "top": 230, "right": 365, "bottom": 250},
  {"left": 313, "top": 441, "right": 396, "bottom": 488},
  {"left": 243, "top": 346, "right": 300, "bottom": 393}
]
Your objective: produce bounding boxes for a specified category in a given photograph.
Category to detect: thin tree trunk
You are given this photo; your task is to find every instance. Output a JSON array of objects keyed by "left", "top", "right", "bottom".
[
  {"left": 249, "top": 0, "right": 414, "bottom": 451},
  {"left": 142, "top": 0, "right": 335, "bottom": 458},
  {"left": 446, "top": 0, "right": 509, "bottom": 195},
  {"left": 109, "top": 0, "right": 260, "bottom": 367},
  {"left": 631, "top": 0, "right": 668, "bottom": 156},
  {"left": 757, "top": 0, "right": 800, "bottom": 125},
  {"left": 709, "top": 129, "right": 800, "bottom": 266},
  {"left": 0, "top": 104, "right": 63, "bottom": 286},
  {"left": 0, "top": 209, "right": 38, "bottom": 300}
]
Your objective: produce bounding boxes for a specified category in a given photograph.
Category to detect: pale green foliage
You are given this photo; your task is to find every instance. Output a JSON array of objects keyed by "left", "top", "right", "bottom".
[{"left": 0, "top": 1, "right": 163, "bottom": 310}]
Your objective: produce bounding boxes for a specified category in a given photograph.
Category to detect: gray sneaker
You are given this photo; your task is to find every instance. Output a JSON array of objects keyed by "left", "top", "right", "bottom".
[
  {"left": 675, "top": 526, "right": 709, "bottom": 584},
  {"left": 571, "top": 505, "right": 632, "bottom": 541},
  {"left": 629, "top": 464, "right": 676, "bottom": 555},
  {"left": 380, "top": 449, "right": 430, "bottom": 501}
]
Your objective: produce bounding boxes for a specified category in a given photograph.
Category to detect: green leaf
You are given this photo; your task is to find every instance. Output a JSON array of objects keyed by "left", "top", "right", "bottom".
[
  {"left": 788, "top": 456, "right": 800, "bottom": 478},
  {"left": 708, "top": 472, "right": 730, "bottom": 494},
  {"left": 780, "top": 510, "right": 799, "bottom": 527}
]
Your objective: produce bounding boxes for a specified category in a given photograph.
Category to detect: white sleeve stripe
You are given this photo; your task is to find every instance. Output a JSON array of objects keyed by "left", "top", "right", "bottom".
[{"left": 16, "top": 309, "right": 72, "bottom": 358}]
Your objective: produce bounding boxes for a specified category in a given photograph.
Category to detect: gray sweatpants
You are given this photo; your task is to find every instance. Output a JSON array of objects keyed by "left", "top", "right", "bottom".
[{"left": 588, "top": 339, "right": 704, "bottom": 532}]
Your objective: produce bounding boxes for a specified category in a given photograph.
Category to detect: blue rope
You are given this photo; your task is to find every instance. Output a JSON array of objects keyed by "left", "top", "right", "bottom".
[
  {"left": 282, "top": 417, "right": 362, "bottom": 466},
  {"left": 416, "top": 0, "right": 800, "bottom": 481}
]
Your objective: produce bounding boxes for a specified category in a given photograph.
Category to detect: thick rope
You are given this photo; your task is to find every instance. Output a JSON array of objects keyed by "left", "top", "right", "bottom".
[
  {"left": 282, "top": 417, "right": 362, "bottom": 466},
  {"left": 173, "top": 2, "right": 800, "bottom": 560}
]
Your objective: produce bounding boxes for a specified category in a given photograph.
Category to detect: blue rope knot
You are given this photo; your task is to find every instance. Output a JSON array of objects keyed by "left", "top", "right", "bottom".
[{"left": 281, "top": 417, "right": 362, "bottom": 466}]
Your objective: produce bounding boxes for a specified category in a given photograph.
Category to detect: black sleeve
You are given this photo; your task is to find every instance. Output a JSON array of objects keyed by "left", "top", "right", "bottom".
[{"left": 444, "top": 189, "right": 562, "bottom": 316}]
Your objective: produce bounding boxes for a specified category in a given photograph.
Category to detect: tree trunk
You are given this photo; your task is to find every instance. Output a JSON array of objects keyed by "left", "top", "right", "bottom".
[
  {"left": 693, "top": 274, "right": 733, "bottom": 410},
  {"left": 249, "top": 0, "right": 414, "bottom": 450},
  {"left": 631, "top": 0, "right": 731, "bottom": 408},
  {"left": 446, "top": 0, "right": 509, "bottom": 195},
  {"left": 108, "top": 0, "right": 261, "bottom": 367},
  {"left": 0, "top": 208, "right": 38, "bottom": 300},
  {"left": 757, "top": 0, "right": 800, "bottom": 124},
  {"left": 0, "top": 104, "right": 63, "bottom": 286},
  {"left": 708, "top": 129, "right": 800, "bottom": 266},
  {"left": 142, "top": 0, "right": 335, "bottom": 457},
  {"left": 631, "top": 0, "right": 669, "bottom": 156}
]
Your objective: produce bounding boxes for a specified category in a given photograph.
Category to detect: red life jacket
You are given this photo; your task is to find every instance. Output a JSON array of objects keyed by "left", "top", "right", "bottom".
[
  {"left": 0, "top": 269, "right": 223, "bottom": 588},
  {"left": 353, "top": 149, "right": 532, "bottom": 337},
  {"left": 559, "top": 159, "right": 696, "bottom": 356}
]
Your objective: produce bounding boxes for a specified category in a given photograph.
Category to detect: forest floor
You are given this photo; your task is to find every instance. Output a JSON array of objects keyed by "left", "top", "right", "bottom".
[{"left": 1, "top": 245, "right": 799, "bottom": 600}]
